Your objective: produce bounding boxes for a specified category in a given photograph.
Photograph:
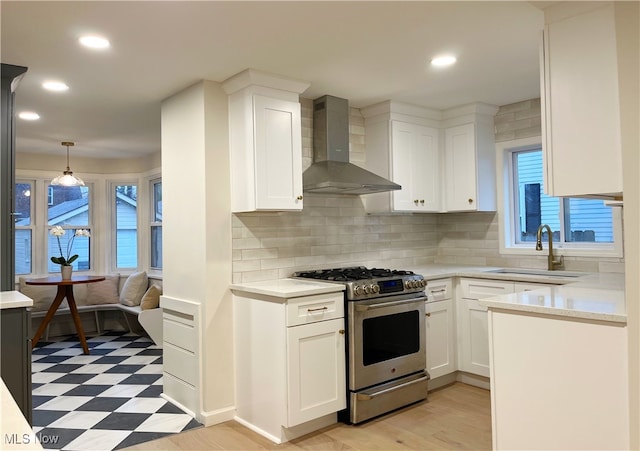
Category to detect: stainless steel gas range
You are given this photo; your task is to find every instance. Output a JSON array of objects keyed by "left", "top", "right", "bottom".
[{"left": 293, "top": 266, "right": 429, "bottom": 424}]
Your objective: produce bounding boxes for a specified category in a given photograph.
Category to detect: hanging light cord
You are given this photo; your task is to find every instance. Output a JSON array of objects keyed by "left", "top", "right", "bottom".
[{"left": 62, "top": 141, "right": 74, "bottom": 174}]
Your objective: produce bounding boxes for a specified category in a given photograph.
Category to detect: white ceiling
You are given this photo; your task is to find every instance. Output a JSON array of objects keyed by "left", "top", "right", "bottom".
[{"left": 1, "top": 1, "right": 545, "bottom": 159}]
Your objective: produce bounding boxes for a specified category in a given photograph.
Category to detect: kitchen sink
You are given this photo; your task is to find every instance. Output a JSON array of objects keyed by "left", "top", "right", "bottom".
[{"left": 487, "top": 268, "right": 586, "bottom": 278}]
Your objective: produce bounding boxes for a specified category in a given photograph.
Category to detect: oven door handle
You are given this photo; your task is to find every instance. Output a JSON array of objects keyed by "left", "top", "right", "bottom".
[
  {"left": 355, "top": 296, "right": 427, "bottom": 311},
  {"left": 356, "top": 374, "right": 430, "bottom": 400}
]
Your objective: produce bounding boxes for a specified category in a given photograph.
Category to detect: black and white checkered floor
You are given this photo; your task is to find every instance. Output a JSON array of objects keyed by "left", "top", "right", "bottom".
[{"left": 31, "top": 332, "right": 201, "bottom": 450}]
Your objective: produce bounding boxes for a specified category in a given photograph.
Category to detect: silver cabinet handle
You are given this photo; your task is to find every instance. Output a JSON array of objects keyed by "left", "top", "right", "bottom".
[
  {"left": 307, "top": 306, "right": 328, "bottom": 313},
  {"left": 356, "top": 374, "right": 429, "bottom": 400},
  {"left": 430, "top": 288, "right": 446, "bottom": 293},
  {"left": 355, "top": 297, "right": 427, "bottom": 311}
]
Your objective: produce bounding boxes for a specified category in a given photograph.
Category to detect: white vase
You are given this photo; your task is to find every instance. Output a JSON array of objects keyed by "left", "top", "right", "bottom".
[{"left": 61, "top": 265, "right": 73, "bottom": 280}]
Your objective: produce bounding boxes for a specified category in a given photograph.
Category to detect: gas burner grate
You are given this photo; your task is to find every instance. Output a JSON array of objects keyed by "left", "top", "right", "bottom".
[{"left": 295, "top": 266, "right": 415, "bottom": 281}]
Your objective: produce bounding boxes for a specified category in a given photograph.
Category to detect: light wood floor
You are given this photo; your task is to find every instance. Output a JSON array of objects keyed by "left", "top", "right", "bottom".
[{"left": 124, "top": 382, "right": 491, "bottom": 450}]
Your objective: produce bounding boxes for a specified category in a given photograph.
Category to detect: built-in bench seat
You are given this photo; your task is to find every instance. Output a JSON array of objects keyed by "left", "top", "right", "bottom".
[{"left": 18, "top": 272, "right": 163, "bottom": 346}]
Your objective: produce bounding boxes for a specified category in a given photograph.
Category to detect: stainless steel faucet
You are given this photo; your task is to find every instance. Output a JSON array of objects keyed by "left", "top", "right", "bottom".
[{"left": 536, "top": 224, "right": 564, "bottom": 271}]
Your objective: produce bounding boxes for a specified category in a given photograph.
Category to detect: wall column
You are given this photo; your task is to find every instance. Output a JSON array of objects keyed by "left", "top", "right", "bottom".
[{"left": 160, "top": 80, "right": 234, "bottom": 425}]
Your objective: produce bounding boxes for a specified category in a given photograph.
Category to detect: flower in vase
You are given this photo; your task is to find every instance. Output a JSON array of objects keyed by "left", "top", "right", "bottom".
[{"left": 50, "top": 226, "right": 91, "bottom": 266}]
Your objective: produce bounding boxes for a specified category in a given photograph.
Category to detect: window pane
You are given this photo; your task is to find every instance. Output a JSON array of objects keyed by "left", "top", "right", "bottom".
[
  {"left": 513, "top": 150, "right": 560, "bottom": 243},
  {"left": 115, "top": 185, "right": 138, "bottom": 268},
  {"left": 48, "top": 184, "right": 91, "bottom": 271},
  {"left": 563, "top": 198, "right": 613, "bottom": 243},
  {"left": 47, "top": 185, "right": 90, "bottom": 226},
  {"left": 15, "top": 183, "right": 31, "bottom": 225},
  {"left": 15, "top": 230, "right": 31, "bottom": 275},
  {"left": 151, "top": 180, "right": 162, "bottom": 269},
  {"left": 48, "top": 229, "right": 91, "bottom": 272},
  {"left": 153, "top": 182, "right": 162, "bottom": 223},
  {"left": 151, "top": 226, "right": 162, "bottom": 269}
]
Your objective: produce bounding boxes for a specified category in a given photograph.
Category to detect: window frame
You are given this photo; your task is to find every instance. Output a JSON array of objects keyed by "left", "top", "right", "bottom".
[
  {"left": 14, "top": 180, "right": 34, "bottom": 275},
  {"left": 110, "top": 180, "right": 140, "bottom": 273},
  {"left": 497, "top": 136, "right": 623, "bottom": 258},
  {"left": 46, "top": 181, "right": 94, "bottom": 273},
  {"left": 149, "top": 177, "right": 162, "bottom": 271}
]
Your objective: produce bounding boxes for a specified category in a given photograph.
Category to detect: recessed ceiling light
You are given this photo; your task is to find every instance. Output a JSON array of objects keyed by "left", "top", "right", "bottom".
[
  {"left": 79, "top": 35, "right": 110, "bottom": 49},
  {"left": 431, "top": 55, "right": 457, "bottom": 67},
  {"left": 42, "top": 81, "right": 69, "bottom": 92},
  {"left": 18, "top": 111, "right": 40, "bottom": 120}
]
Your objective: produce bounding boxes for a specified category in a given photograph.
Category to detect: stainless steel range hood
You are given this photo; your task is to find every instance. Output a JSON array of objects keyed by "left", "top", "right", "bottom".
[{"left": 303, "top": 95, "right": 401, "bottom": 195}]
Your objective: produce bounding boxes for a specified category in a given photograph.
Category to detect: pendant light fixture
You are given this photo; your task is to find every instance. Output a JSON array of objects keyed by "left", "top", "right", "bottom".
[{"left": 51, "top": 141, "right": 85, "bottom": 187}]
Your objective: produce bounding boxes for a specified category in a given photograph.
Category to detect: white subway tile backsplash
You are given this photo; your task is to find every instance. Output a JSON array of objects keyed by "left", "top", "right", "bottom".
[{"left": 231, "top": 98, "right": 623, "bottom": 281}]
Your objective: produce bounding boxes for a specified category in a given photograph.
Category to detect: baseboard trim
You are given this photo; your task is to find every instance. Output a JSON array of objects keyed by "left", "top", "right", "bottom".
[{"left": 200, "top": 405, "right": 236, "bottom": 427}]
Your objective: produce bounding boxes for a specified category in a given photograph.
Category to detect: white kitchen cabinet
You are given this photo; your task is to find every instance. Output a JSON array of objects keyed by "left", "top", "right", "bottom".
[
  {"left": 457, "top": 278, "right": 558, "bottom": 378},
  {"left": 540, "top": 4, "right": 623, "bottom": 198},
  {"left": 361, "top": 101, "right": 442, "bottom": 213},
  {"left": 442, "top": 106, "right": 498, "bottom": 212},
  {"left": 286, "top": 317, "right": 345, "bottom": 426},
  {"left": 425, "top": 299, "right": 456, "bottom": 379},
  {"left": 425, "top": 279, "right": 455, "bottom": 380},
  {"left": 457, "top": 279, "right": 514, "bottom": 377},
  {"left": 233, "top": 288, "right": 346, "bottom": 444},
  {"left": 389, "top": 121, "right": 440, "bottom": 212},
  {"left": 223, "top": 69, "right": 309, "bottom": 212}
]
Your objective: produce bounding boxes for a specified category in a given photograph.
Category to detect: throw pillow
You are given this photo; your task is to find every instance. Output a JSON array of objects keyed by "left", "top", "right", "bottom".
[
  {"left": 140, "top": 285, "right": 161, "bottom": 310},
  {"left": 119, "top": 271, "right": 148, "bottom": 306},
  {"left": 86, "top": 274, "right": 120, "bottom": 305},
  {"left": 19, "top": 277, "right": 68, "bottom": 311}
]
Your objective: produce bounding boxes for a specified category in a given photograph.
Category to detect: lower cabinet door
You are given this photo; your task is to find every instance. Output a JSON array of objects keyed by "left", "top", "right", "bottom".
[
  {"left": 286, "top": 318, "right": 346, "bottom": 427},
  {"left": 425, "top": 299, "right": 456, "bottom": 379},
  {"left": 458, "top": 298, "right": 490, "bottom": 377}
]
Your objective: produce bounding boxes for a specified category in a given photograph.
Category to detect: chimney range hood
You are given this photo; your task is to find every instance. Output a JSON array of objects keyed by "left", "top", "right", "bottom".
[{"left": 303, "top": 95, "right": 401, "bottom": 195}]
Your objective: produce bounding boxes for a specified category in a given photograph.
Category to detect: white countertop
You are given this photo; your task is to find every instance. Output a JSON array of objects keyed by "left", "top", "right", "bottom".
[
  {"left": 0, "top": 291, "right": 34, "bottom": 310},
  {"left": 1, "top": 379, "right": 43, "bottom": 450},
  {"left": 478, "top": 285, "right": 626, "bottom": 323},
  {"left": 230, "top": 278, "right": 345, "bottom": 299},
  {"left": 230, "top": 265, "right": 626, "bottom": 322},
  {"left": 408, "top": 264, "right": 626, "bottom": 323}
]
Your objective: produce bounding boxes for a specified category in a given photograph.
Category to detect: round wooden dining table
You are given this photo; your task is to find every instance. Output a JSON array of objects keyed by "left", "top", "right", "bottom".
[{"left": 26, "top": 275, "right": 105, "bottom": 355}]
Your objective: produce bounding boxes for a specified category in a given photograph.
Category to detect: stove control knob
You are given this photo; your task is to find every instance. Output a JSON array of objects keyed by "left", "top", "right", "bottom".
[
  {"left": 405, "top": 280, "right": 413, "bottom": 289},
  {"left": 353, "top": 285, "right": 363, "bottom": 296},
  {"left": 372, "top": 284, "right": 380, "bottom": 293},
  {"left": 364, "top": 285, "right": 371, "bottom": 294},
  {"left": 418, "top": 279, "right": 426, "bottom": 287}
]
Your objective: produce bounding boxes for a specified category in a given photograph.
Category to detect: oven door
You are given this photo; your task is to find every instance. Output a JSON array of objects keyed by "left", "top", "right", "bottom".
[{"left": 348, "top": 294, "right": 427, "bottom": 391}]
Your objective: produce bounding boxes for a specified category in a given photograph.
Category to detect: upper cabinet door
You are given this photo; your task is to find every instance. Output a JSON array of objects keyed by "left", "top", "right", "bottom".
[
  {"left": 541, "top": 4, "right": 623, "bottom": 198},
  {"left": 253, "top": 95, "right": 303, "bottom": 211},
  {"left": 391, "top": 121, "right": 440, "bottom": 212},
  {"left": 444, "top": 123, "right": 477, "bottom": 211}
]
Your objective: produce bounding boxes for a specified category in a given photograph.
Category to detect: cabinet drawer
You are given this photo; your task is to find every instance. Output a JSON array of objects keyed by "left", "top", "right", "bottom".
[
  {"left": 426, "top": 279, "right": 453, "bottom": 301},
  {"left": 514, "top": 282, "right": 551, "bottom": 293},
  {"left": 460, "top": 278, "right": 514, "bottom": 300},
  {"left": 286, "top": 293, "right": 344, "bottom": 327}
]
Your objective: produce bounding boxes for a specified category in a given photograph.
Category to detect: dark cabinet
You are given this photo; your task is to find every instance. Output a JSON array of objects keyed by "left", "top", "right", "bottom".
[{"left": 1, "top": 306, "right": 32, "bottom": 424}]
